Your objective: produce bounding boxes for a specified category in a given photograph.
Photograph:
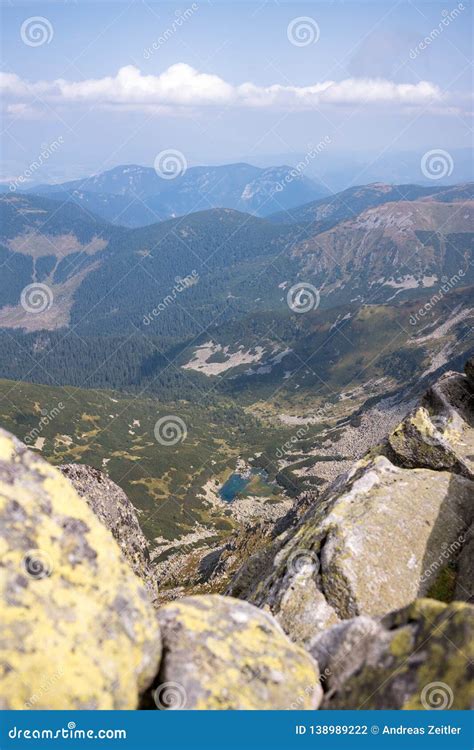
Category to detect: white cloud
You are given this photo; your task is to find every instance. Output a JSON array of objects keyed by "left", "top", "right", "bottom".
[
  {"left": 0, "top": 63, "right": 446, "bottom": 114},
  {"left": 6, "top": 102, "right": 46, "bottom": 120}
]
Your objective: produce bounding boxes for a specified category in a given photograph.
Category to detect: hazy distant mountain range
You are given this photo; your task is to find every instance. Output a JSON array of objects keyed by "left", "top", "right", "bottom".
[
  {"left": 244, "top": 148, "right": 474, "bottom": 193},
  {"left": 22, "top": 163, "right": 327, "bottom": 227},
  {"left": 0, "top": 177, "right": 472, "bottom": 539}
]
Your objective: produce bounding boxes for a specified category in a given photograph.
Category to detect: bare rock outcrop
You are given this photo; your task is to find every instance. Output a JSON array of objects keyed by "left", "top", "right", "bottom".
[
  {"left": 60, "top": 463, "right": 157, "bottom": 602},
  {"left": 385, "top": 362, "right": 473, "bottom": 478}
]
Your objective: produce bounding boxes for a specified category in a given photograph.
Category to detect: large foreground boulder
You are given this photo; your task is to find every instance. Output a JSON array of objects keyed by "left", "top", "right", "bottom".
[
  {"left": 310, "top": 599, "right": 474, "bottom": 709},
  {"left": 229, "top": 455, "right": 473, "bottom": 645},
  {"left": 0, "top": 429, "right": 161, "bottom": 709},
  {"left": 153, "top": 595, "right": 321, "bottom": 709},
  {"left": 60, "top": 463, "right": 157, "bottom": 601}
]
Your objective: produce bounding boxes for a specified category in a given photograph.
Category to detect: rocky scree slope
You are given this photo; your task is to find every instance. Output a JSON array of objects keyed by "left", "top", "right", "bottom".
[{"left": 0, "top": 361, "right": 473, "bottom": 709}]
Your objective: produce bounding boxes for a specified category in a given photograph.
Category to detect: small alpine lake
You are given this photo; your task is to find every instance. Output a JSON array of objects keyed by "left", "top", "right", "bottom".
[{"left": 219, "top": 468, "right": 272, "bottom": 502}]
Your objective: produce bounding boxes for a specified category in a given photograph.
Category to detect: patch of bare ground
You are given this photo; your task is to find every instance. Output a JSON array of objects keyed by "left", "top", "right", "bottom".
[
  {"left": 6, "top": 232, "right": 107, "bottom": 259},
  {"left": 0, "top": 261, "right": 101, "bottom": 331}
]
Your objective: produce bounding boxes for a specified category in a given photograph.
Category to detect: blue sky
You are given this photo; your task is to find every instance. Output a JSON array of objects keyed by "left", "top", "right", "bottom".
[{"left": 1, "top": 0, "right": 472, "bottom": 184}]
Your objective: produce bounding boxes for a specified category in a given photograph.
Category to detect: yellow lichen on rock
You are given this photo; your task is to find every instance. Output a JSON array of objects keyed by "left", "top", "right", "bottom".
[
  {"left": 154, "top": 595, "right": 321, "bottom": 710},
  {"left": 311, "top": 599, "right": 474, "bottom": 710},
  {"left": 0, "top": 428, "right": 161, "bottom": 709}
]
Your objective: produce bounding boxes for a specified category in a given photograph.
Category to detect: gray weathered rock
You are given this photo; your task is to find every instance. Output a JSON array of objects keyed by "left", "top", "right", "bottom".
[
  {"left": 310, "top": 598, "right": 474, "bottom": 709},
  {"left": 60, "top": 464, "right": 157, "bottom": 601},
  {"left": 465, "top": 357, "right": 474, "bottom": 390},
  {"left": 228, "top": 455, "right": 473, "bottom": 645},
  {"left": 310, "top": 616, "right": 386, "bottom": 693},
  {"left": 154, "top": 594, "right": 322, "bottom": 709},
  {"left": 386, "top": 368, "right": 473, "bottom": 479},
  {"left": 455, "top": 525, "right": 474, "bottom": 603}
]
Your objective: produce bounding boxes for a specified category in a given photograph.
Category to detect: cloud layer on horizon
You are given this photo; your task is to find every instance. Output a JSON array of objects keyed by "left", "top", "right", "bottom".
[{"left": 1, "top": 63, "right": 452, "bottom": 118}]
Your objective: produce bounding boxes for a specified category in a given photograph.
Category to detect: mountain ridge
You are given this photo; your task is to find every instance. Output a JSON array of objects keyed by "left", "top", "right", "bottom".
[{"left": 27, "top": 162, "right": 328, "bottom": 227}]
